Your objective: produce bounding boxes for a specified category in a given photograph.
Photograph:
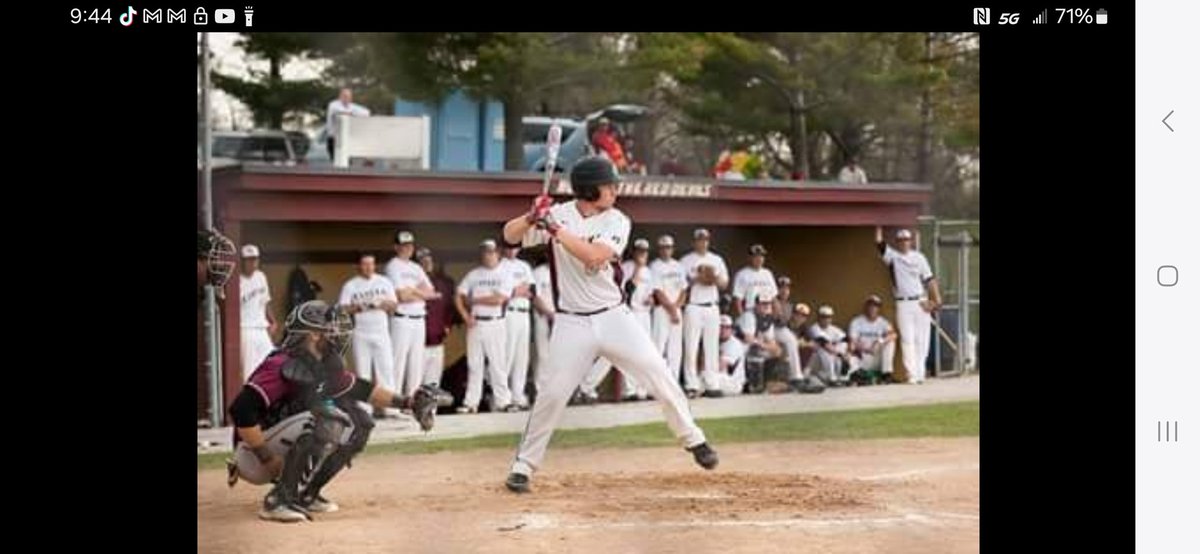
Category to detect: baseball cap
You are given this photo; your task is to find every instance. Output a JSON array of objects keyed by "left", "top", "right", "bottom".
[
  {"left": 719, "top": 315, "right": 733, "bottom": 327},
  {"left": 865, "top": 294, "right": 883, "bottom": 306},
  {"left": 777, "top": 275, "right": 792, "bottom": 287},
  {"left": 415, "top": 247, "right": 432, "bottom": 260},
  {"left": 748, "top": 244, "right": 767, "bottom": 256},
  {"left": 693, "top": 228, "right": 711, "bottom": 240},
  {"left": 240, "top": 244, "right": 260, "bottom": 258},
  {"left": 817, "top": 305, "right": 834, "bottom": 317},
  {"left": 480, "top": 239, "right": 498, "bottom": 251},
  {"left": 896, "top": 229, "right": 913, "bottom": 240},
  {"left": 794, "top": 303, "right": 812, "bottom": 316},
  {"left": 633, "top": 238, "right": 650, "bottom": 250},
  {"left": 657, "top": 235, "right": 675, "bottom": 247},
  {"left": 395, "top": 231, "right": 415, "bottom": 245}
]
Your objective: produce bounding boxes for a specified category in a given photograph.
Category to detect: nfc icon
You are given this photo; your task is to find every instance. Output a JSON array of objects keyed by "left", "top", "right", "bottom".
[{"left": 974, "top": 7, "right": 991, "bottom": 25}]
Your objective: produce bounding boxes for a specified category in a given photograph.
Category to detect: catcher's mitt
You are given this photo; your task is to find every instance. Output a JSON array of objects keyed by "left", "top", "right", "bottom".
[
  {"left": 411, "top": 384, "right": 441, "bottom": 432},
  {"left": 696, "top": 264, "right": 718, "bottom": 286}
]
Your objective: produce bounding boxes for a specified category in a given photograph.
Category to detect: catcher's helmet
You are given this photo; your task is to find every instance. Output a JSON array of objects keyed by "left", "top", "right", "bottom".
[
  {"left": 282, "top": 300, "right": 354, "bottom": 356},
  {"left": 198, "top": 229, "right": 237, "bottom": 288},
  {"left": 569, "top": 156, "right": 620, "bottom": 201}
]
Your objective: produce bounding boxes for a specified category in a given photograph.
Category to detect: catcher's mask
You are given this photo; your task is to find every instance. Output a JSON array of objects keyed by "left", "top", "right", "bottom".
[
  {"left": 200, "top": 230, "right": 237, "bottom": 288},
  {"left": 282, "top": 300, "right": 355, "bottom": 357}
]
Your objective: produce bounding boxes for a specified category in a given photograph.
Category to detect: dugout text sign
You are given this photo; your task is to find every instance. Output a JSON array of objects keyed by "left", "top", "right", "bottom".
[{"left": 555, "top": 178, "right": 715, "bottom": 199}]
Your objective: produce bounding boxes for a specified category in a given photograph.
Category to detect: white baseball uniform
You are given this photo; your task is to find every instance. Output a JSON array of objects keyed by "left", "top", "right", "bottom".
[
  {"left": 848, "top": 314, "right": 897, "bottom": 377},
  {"left": 650, "top": 256, "right": 686, "bottom": 385},
  {"left": 458, "top": 264, "right": 514, "bottom": 410},
  {"left": 385, "top": 256, "right": 432, "bottom": 398},
  {"left": 680, "top": 251, "right": 729, "bottom": 393},
  {"left": 715, "top": 335, "right": 747, "bottom": 396},
  {"left": 338, "top": 274, "right": 397, "bottom": 412},
  {"left": 531, "top": 263, "right": 554, "bottom": 392},
  {"left": 774, "top": 305, "right": 806, "bottom": 381},
  {"left": 510, "top": 201, "right": 707, "bottom": 478},
  {"left": 239, "top": 270, "right": 275, "bottom": 382},
  {"left": 731, "top": 266, "right": 778, "bottom": 337},
  {"left": 880, "top": 244, "right": 935, "bottom": 383},
  {"left": 580, "top": 260, "right": 656, "bottom": 399},
  {"left": 806, "top": 323, "right": 849, "bottom": 384},
  {"left": 501, "top": 257, "right": 536, "bottom": 407}
]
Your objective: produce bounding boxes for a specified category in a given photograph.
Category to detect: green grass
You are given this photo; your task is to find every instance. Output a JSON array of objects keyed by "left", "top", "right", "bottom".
[{"left": 198, "top": 400, "right": 978, "bottom": 471}]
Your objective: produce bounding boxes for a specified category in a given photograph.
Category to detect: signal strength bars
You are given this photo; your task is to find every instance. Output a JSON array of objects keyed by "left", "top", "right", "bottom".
[{"left": 1032, "top": 9, "right": 1048, "bottom": 24}]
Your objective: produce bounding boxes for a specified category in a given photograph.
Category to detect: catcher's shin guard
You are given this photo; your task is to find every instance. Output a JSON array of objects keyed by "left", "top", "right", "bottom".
[
  {"left": 263, "top": 431, "right": 326, "bottom": 520},
  {"left": 301, "top": 406, "right": 374, "bottom": 503}
]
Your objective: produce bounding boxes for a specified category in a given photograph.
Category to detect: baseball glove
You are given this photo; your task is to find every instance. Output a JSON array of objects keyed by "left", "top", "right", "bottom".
[
  {"left": 411, "top": 384, "right": 440, "bottom": 432},
  {"left": 696, "top": 265, "right": 718, "bottom": 285}
]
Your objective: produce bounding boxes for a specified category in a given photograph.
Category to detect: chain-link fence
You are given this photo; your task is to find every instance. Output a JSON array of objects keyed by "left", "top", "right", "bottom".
[{"left": 918, "top": 217, "right": 979, "bottom": 376}]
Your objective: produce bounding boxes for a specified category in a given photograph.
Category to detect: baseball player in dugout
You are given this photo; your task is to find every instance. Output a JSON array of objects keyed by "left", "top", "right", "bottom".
[
  {"left": 338, "top": 253, "right": 399, "bottom": 417},
  {"left": 415, "top": 247, "right": 460, "bottom": 393},
  {"left": 455, "top": 239, "right": 516, "bottom": 414},
  {"left": 742, "top": 300, "right": 786, "bottom": 394},
  {"left": 680, "top": 228, "right": 730, "bottom": 398},
  {"left": 806, "top": 305, "right": 852, "bottom": 386},
  {"left": 501, "top": 155, "right": 717, "bottom": 494},
  {"left": 772, "top": 276, "right": 808, "bottom": 386},
  {"left": 875, "top": 226, "right": 941, "bottom": 384},
  {"left": 500, "top": 243, "right": 536, "bottom": 410},
  {"left": 385, "top": 231, "right": 440, "bottom": 400},
  {"left": 732, "top": 244, "right": 778, "bottom": 340},
  {"left": 649, "top": 234, "right": 687, "bottom": 388},
  {"left": 714, "top": 315, "right": 747, "bottom": 396},
  {"left": 239, "top": 244, "right": 277, "bottom": 383},
  {"left": 225, "top": 300, "right": 441, "bottom": 523},
  {"left": 847, "top": 294, "right": 898, "bottom": 385}
]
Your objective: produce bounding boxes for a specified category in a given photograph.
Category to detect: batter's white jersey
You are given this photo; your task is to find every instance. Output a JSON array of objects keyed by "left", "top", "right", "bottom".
[
  {"left": 880, "top": 246, "right": 934, "bottom": 299},
  {"left": 649, "top": 257, "right": 687, "bottom": 303},
  {"left": 239, "top": 270, "right": 271, "bottom": 328},
  {"left": 522, "top": 201, "right": 630, "bottom": 312},
  {"left": 623, "top": 260, "right": 657, "bottom": 312},
  {"left": 732, "top": 266, "right": 778, "bottom": 308},
  {"left": 680, "top": 251, "right": 729, "bottom": 304},
  {"left": 384, "top": 257, "right": 432, "bottom": 316},
  {"left": 457, "top": 265, "right": 514, "bottom": 317},
  {"left": 848, "top": 315, "right": 894, "bottom": 351},
  {"left": 500, "top": 257, "right": 535, "bottom": 310},
  {"left": 337, "top": 274, "right": 397, "bottom": 335}
]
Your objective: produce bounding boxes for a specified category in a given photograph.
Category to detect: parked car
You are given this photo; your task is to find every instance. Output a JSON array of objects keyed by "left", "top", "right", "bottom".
[
  {"left": 529, "top": 104, "right": 650, "bottom": 172},
  {"left": 522, "top": 117, "right": 583, "bottom": 170},
  {"left": 210, "top": 130, "right": 302, "bottom": 165}
]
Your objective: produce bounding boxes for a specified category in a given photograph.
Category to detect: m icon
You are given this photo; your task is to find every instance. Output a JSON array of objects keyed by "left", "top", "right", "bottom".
[
  {"left": 143, "top": 8, "right": 162, "bottom": 23},
  {"left": 973, "top": 7, "right": 990, "bottom": 25}
]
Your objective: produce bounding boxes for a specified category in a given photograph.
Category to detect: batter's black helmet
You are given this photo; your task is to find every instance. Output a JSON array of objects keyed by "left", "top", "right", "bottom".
[{"left": 569, "top": 156, "right": 620, "bottom": 201}]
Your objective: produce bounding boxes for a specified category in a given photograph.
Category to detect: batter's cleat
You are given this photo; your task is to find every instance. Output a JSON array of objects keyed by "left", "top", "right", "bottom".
[
  {"left": 688, "top": 442, "right": 720, "bottom": 470},
  {"left": 505, "top": 472, "right": 531, "bottom": 493},
  {"left": 299, "top": 494, "right": 339, "bottom": 513}
]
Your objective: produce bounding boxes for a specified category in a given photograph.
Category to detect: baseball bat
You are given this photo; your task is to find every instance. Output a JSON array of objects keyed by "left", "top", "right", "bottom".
[
  {"left": 541, "top": 124, "right": 563, "bottom": 196},
  {"left": 931, "top": 318, "right": 959, "bottom": 352}
]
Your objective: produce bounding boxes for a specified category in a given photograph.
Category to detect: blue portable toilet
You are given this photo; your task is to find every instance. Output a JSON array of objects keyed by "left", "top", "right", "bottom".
[{"left": 393, "top": 91, "right": 505, "bottom": 172}]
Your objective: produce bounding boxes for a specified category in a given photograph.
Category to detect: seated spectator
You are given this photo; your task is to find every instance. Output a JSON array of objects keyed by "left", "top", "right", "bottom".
[
  {"left": 838, "top": 158, "right": 869, "bottom": 184},
  {"left": 590, "top": 118, "right": 628, "bottom": 171},
  {"left": 713, "top": 315, "right": 747, "bottom": 396},
  {"left": 847, "top": 294, "right": 898, "bottom": 385},
  {"left": 805, "top": 305, "right": 851, "bottom": 386}
]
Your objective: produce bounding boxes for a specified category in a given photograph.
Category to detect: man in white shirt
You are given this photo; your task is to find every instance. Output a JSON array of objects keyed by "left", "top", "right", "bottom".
[
  {"left": 875, "top": 227, "right": 942, "bottom": 384},
  {"left": 385, "top": 231, "right": 440, "bottom": 399},
  {"left": 806, "top": 305, "right": 851, "bottom": 386},
  {"left": 530, "top": 254, "right": 555, "bottom": 403},
  {"left": 238, "top": 244, "right": 276, "bottom": 381},
  {"left": 732, "top": 244, "right": 778, "bottom": 339},
  {"left": 713, "top": 315, "right": 747, "bottom": 396},
  {"left": 338, "top": 253, "right": 399, "bottom": 415},
  {"left": 454, "top": 240, "right": 515, "bottom": 413},
  {"left": 579, "top": 238, "right": 656, "bottom": 402},
  {"left": 680, "top": 228, "right": 730, "bottom": 398},
  {"left": 325, "top": 88, "right": 371, "bottom": 159},
  {"left": 838, "top": 158, "right": 868, "bottom": 184},
  {"left": 649, "top": 234, "right": 686, "bottom": 389},
  {"left": 500, "top": 244, "right": 536, "bottom": 410},
  {"left": 847, "top": 294, "right": 898, "bottom": 385}
]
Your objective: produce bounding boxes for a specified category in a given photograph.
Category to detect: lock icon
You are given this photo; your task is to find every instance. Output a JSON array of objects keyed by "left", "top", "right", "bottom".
[{"left": 195, "top": 7, "right": 208, "bottom": 25}]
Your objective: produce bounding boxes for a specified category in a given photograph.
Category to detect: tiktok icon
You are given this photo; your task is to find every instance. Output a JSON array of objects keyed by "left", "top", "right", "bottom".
[{"left": 119, "top": 6, "right": 137, "bottom": 26}]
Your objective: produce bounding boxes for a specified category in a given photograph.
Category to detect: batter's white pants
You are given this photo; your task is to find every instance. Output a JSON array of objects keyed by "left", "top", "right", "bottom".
[
  {"left": 652, "top": 307, "right": 683, "bottom": 385},
  {"left": 241, "top": 327, "right": 275, "bottom": 382},
  {"left": 579, "top": 310, "right": 653, "bottom": 398},
  {"left": 466, "top": 319, "right": 510, "bottom": 410},
  {"left": 896, "top": 300, "right": 932, "bottom": 383},
  {"left": 422, "top": 344, "right": 445, "bottom": 387},
  {"left": 533, "top": 314, "right": 552, "bottom": 391},
  {"left": 390, "top": 316, "right": 427, "bottom": 398},
  {"left": 510, "top": 306, "right": 707, "bottom": 477},
  {"left": 683, "top": 304, "right": 721, "bottom": 392},
  {"left": 849, "top": 340, "right": 897, "bottom": 376},
  {"left": 506, "top": 310, "right": 533, "bottom": 407},
  {"left": 352, "top": 330, "right": 394, "bottom": 412},
  {"left": 775, "top": 327, "right": 804, "bottom": 381}
]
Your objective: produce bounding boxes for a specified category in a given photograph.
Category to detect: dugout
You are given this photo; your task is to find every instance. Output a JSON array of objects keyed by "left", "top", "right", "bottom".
[{"left": 197, "top": 166, "right": 931, "bottom": 420}]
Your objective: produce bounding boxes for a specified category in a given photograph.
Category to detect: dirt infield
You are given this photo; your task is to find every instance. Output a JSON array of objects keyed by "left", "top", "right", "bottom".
[{"left": 199, "top": 437, "right": 978, "bottom": 554}]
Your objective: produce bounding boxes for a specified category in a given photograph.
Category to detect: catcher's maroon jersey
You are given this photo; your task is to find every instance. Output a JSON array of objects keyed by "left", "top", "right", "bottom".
[{"left": 233, "top": 351, "right": 357, "bottom": 445}]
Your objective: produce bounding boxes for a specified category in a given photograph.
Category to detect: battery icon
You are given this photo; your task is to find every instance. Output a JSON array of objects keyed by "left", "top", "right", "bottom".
[{"left": 1096, "top": 9, "right": 1108, "bottom": 24}]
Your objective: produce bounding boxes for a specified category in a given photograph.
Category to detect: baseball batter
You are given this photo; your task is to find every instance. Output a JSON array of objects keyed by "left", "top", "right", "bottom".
[
  {"left": 875, "top": 227, "right": 942, "bottom": 384},
  {"left": 500, "top": 244, "right": 536, "bottom": 409},
  {"left": 731, "top": 244, "right": 778, "bottom": 339},
  {"left": 337, "top": 253, "right": 398, "bottom": 415},
  {"left": 649, "top": 234, "right": 686, "bottom": 386},
  {"left": 454, "top": 240, "right": 515, "bottom": 413},
  {"left": 501, "top": 156, "right": 718, "bottom": 493},
  {"left": 847, "top": 294, "right": 898, "bottom": 385},
  {"left": 680, "top": 228, "right": 730, "bottom": 397},
  {"left": 239, "top": 244, "right": 277, "bottom": 382},
  {"left": 385, "top": 231, "right": 439, "bottom": 399},
  {"left": 579, "top": 238, "right": 657, "bottom": 401}
]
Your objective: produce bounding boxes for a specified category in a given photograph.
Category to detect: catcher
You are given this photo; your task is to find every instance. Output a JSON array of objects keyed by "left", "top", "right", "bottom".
[{"left": 225, "top": 300, "right": 442, "bottom": 522}]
